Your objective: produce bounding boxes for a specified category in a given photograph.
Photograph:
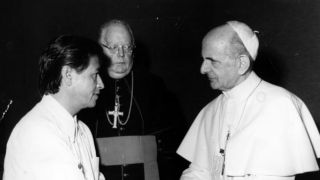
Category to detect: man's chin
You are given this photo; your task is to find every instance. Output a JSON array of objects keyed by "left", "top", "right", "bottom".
[
  {"left": 86, "top": 102, "right": 96, "bottom": 108},
  {"left": 108, "top": 70, "right": 130, "bottom": 79},
  {"left": 210, "top": 82, "right": 219, "bottom": 90}
]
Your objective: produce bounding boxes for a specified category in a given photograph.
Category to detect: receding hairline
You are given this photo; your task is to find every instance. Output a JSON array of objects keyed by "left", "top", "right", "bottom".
[
  {"left": 99, "top": 19, "right": 135, "bottom": 45},
  {"left": 203, "top": 24, "right": 250, "bottom": 59},
  {"left": 202, "top": 24, "right": 236, "bottom": 56},
  {"left": 203, "top": 24, "right": 235, "bottom": 46}
]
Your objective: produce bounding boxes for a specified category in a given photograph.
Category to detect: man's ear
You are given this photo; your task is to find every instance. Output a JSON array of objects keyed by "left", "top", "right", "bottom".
[
  {"left": 61, "top": 66, "right": 73, "bottom": 86},
  {"left": 238, "top": 55, "right": 250, "bottom": 75}
]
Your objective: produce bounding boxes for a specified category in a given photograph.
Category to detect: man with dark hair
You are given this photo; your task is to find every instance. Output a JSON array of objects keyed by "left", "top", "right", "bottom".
[
  {"left": 177, "top": 21, "right": 320, "bottom": 180},
  {"left": 3, "top": 35, "right": 105, "bottom": 180}
]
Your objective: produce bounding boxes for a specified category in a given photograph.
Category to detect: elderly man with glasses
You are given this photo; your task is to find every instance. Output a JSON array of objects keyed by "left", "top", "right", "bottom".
[{"left": 79, "top": 19, "right": 181, "bottom": 180}]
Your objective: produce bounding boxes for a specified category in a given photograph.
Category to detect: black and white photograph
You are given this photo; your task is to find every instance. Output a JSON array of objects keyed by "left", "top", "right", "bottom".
[{"left": 1, "top": 0, "right": 320, "bottom": 180}]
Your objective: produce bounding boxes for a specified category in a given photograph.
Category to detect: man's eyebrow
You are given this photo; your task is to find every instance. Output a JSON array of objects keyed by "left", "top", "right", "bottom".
[{"left": 204, "top": 57, "right": 216, "bottom": 62}]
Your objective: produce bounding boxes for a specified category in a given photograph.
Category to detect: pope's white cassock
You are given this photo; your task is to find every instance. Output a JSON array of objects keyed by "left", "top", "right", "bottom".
[
  {"left": 3, "top": 95, "right": 101, "bottom": 180},
  {"left": 177, "top": 72, "right": 320, "bottom": 180}
]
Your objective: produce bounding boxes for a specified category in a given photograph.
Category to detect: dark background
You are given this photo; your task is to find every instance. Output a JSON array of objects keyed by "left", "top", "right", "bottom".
[{"left": 1, "top": 0, "right": 320, "bottom": 179}]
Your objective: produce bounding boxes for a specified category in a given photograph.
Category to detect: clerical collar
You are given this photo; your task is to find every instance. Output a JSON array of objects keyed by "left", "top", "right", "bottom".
[
  {"left": 222, "top": 71, "right": 262, "bottom": 100},
  {"left": 41, "top": 95, "right": 78, "bottom": 141}
]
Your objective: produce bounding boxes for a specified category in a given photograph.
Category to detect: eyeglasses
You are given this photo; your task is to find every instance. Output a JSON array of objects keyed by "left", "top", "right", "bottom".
[{"left": 101, "top": 43, "right": 135, "bottom": 55}]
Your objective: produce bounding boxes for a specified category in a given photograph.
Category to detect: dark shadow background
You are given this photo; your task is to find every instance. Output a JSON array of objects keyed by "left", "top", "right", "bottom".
[{"left": 1, "top": 0, "right": 320, "bottom": 179}]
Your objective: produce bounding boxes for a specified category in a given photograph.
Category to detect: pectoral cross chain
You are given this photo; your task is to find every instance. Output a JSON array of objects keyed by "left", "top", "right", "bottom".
[{"left": 108, "top": 95, "right": 123, "bottom": 128}]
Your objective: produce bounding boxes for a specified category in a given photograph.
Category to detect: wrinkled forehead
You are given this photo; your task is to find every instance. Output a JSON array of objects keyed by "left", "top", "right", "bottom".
[{"left": 100, "top": 24, "right": 132, "bottom": 45}]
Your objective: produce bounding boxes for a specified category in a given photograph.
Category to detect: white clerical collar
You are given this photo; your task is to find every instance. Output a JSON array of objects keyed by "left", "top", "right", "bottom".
[
  {"left": 41, "top": 95, "right": 78, "bottom": 141},
  {"left": 222, "top": 71, "right": 262, "bottom": 100}
]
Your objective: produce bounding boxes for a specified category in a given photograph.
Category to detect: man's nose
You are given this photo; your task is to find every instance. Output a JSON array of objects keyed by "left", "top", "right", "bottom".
[
  {"left": 97, "top": 75, "right": 104, "bottom": 89},
  {"left": 200, "top": 60, "right": 210, "bottom": 74},
  {"left": 117, "top": 46, "right": 125, "bottom": 57}
]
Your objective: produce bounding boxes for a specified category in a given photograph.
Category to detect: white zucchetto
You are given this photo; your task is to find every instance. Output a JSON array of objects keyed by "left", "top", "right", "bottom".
[{"left": 227, "top": 21, "right": 259, "bottom": 60}]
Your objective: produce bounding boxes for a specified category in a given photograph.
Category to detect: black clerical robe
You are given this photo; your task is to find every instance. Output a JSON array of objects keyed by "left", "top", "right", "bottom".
[{"left": 80, "top": 68, "right": 180, "bottom": 180}]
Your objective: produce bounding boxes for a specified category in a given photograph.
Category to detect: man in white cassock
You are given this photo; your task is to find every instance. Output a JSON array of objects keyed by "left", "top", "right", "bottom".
[
  {"left": 3, "top": 35, "right": 106, "bottom": 180},
  {"left": 177, "top": 21, "right": 320, "bottom": 180}
]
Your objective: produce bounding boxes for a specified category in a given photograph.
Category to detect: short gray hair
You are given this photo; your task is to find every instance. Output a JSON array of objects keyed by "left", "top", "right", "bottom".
[{"left": 99, "top": 19, "right": 135, "bottom": 46}]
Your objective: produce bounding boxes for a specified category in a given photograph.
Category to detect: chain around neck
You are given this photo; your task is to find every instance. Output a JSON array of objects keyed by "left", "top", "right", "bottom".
[{"left": 106, "top": 72, "right": 134, "bottom": 127}]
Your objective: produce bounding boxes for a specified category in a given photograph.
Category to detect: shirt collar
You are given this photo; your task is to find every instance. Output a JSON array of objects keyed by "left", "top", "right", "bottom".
[
  {"left": 41, "top": 95, "right": 78, "bottom": 141},
  {"left": 222, "top": 71, "right": 262, "bottom": 100}
]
